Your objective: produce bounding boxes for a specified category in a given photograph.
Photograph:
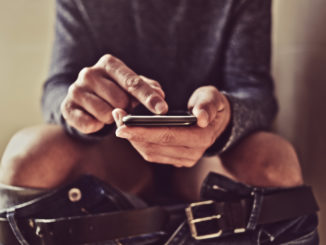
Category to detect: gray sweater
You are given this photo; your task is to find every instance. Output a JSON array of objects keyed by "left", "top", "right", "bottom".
[{"left": 42, "top": 0, "right": 277, "bottom": 153}]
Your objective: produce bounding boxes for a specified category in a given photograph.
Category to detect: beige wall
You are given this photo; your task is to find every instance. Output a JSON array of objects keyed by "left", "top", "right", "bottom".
[
  {"left": 0, "top": 0, "right": 325, "bottom": 242},
  {"left": 273, "top": 0, "right": 326, "bottom": 241},
  {"left": 0, "top": 0, "right": 54, "bottom": 155}
]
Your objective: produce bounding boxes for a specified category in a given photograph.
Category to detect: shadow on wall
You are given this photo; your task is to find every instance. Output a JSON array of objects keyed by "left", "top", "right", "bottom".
[{"left": 273, "top": 0, "right": 326, "bottom": 243}]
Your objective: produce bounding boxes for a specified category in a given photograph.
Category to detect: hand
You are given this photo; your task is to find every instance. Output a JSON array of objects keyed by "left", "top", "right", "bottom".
[
  {"left": 61, "top": 54, "right": 168, "bottom": 134},
  {"left": 113, "top": 86, "right": 231, "bottom": 167}
]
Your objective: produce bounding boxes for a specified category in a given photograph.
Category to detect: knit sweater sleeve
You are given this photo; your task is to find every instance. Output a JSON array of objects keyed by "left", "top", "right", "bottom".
[
  {"left": 210, "top": 0, "right": 278, "bottom": 154},
  {"left": 41, "top": 0, "right": 110, "bottom": 139}
]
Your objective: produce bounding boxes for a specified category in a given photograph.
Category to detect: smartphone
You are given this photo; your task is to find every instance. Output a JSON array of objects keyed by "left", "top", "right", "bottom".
[{"left": 122, "top": 111, "right": 197, "bottom": 127}]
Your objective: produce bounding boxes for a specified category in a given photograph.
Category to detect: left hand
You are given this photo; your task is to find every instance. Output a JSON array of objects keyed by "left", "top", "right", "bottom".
[{"left": 112, "top": 86, "right": 231, "bottom": 167}]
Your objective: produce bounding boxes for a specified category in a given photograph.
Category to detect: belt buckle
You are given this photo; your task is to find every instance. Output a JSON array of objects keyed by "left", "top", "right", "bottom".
[{"left": 185, "top": 200, "right": 223, "bottom": 240}]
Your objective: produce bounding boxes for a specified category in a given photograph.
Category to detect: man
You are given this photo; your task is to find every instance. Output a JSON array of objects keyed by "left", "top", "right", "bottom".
[{"left": 0, "top": 0, "right": 318, "bottom": 244}]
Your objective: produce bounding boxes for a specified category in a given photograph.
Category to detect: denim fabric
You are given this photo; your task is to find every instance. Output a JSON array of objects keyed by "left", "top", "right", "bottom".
[
  {"left": 164, "top": 173, "right": 319, "bottom": 245},
  {"left": 0, "top": 174, "right": 319, "bottom": 245},
  {"left": 0, "top": 176, "right": 164, "bottom": 245}
]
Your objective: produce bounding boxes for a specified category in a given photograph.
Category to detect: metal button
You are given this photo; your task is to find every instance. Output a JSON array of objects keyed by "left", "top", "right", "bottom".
[{"left": 68, "top": 188, "right": 82, "bottom": 202}]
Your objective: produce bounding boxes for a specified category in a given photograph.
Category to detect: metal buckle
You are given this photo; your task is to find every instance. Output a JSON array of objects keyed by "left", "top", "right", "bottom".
[{"left": 185, "top": 200, "right": 223, "bottom": 240}]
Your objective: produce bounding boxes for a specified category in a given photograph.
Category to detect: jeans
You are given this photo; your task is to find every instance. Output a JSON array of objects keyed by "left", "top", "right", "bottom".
[
  {"left": 164, "top": 173, "right": 319, "bottom": 245},
  {"left": 0, "top": 173, "right": 319, "bottom": 245}
]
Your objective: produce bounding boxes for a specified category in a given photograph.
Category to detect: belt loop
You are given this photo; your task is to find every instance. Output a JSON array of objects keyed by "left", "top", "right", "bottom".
[
  {"left": 246, "top": 188, "right": 263, "bottom": 230},
  {"left": 6, "top": 208, "right": 30, "bottom": 245}
]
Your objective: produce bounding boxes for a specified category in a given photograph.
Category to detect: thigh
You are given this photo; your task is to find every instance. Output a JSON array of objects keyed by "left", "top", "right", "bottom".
[
  {"left": 171, "top": 131, "right": 303, "bottom": 202},
  {"left": 220, "top": 131, "right": 303, "bottom": 187},
  {"left": 0, "top": 124, "right": 154, "bottom": 196}
]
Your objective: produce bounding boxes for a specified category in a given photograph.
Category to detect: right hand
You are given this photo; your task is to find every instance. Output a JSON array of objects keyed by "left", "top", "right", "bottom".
[{"left": 61, "top": 54, "right": 168, "bottom": 134}]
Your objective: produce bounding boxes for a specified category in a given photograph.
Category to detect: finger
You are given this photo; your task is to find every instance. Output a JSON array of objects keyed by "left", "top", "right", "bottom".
[
  {"left": 130, "top": 141, "right": 205, "bottom": 162},
  {"left": 91, "top": 78, "right": 130, "bottom": 109},
  {"left": 139, "top": 75, "right": 165, "bottom": 98},
  {"left": 112, "top": 108, "right": 128, "bottom": 128},
  {"left": 69, "top": 84, "right": 114, "bottom": 124},
  {"left": 192, "top": 108, "right": 210, "bottom": 128},
  {"left": 61, "top": 100, "right": 104, "bottom": 134},
  {"left": 115, "top": 125, "right": 214, "bottom": 149},
  {"left": 144, "top": 154, "right": 196, "bottom": 167},
  {"left": 130, "top": 141, "right": 197, "bottom": 167},
  {"left": 76, "top": 68, "right": 130, "bottom": 109},
  {"left": 188, "top": 86, "right": 225, "bottom": 128},
  {"left": 96, "top": 55, "right": 168, "bottom": 114}
]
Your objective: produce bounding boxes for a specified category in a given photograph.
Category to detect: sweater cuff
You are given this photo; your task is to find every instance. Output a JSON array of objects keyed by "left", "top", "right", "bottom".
[{"left": 204, "top": 91, "right": 235, "bottom": 155}]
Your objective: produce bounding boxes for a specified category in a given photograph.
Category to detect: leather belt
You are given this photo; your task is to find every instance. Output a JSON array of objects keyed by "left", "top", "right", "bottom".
[
  {"left": 0, "top": 206, "right": 169, "bottom": 245},
  {"left": 0, "top": 186, "right": 319, "bottom": 244},
  {"left": 185, "top": 186, "right": 319, "bottom": 240}
]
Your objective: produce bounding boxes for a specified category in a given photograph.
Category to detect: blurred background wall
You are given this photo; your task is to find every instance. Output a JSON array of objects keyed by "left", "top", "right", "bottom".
[
  {"left": 273, "top": 0, "right": 326, "bottom": 242},
  {"left": 0, "top": 0, "right": 54, "bottom": 154},
  {"left": 0, "top": 0, "right": 325, "bottom": 242}
]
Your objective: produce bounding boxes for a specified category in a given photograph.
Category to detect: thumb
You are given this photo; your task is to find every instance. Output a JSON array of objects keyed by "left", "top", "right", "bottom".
[
  {"left": 192, "top": 106, "right": 210, "bottom": 128},
  {"left": 188, "top": 86, "right": 225, "bottom": 128},
  {"left": 112, "top": 108, "right": 128, "bottom": 128}
]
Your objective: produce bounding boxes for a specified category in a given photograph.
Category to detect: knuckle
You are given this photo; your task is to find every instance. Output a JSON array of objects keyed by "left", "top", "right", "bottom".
[
  {"left": 78, "top": 67, "right": 94, "bottom": 81},
  {"left": 102, "top": 54, "right": 120, "bottom": 71},
  {"left": 125, "top": 75, "right": 142, "bottom": 92},
  {"left": 68, "top": 84, "right": 82, "bottom": 100},
  {"left": 159, "top": 129, "right": 176, "bottom": 144},
  {"left": 100, "top": 54, "right": 114, "bottom": 64},
  {"left": 61, "top": 99, "right": 73, "bottom": 115},
  {"left": 142, "top": 152, "right": 155, "bottom": 162}
]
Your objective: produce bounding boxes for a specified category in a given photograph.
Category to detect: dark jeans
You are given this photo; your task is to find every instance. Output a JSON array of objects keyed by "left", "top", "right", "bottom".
[
  {"left": 165, "top": 173, "right": 319, "bottom": 245},
  {"left": 0, "top": 173, "right": 319, "bottom": 245}
]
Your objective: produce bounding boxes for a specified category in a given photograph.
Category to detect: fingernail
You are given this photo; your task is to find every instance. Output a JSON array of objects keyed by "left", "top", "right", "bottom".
[
  {"left": 112, "top": 111, "right": 122, "bottom": 127},
  {"left": 217, "top": 104, "right": 225, "bottom": 112},
  {"left": 116, "top": 128, "right": 131, "bottom": 138},
  {"left": 202, "top": 110, "right": 209, "bottom": 121},
  {"left": 198, "top": 110, "right": 209, "bottom": 128},
  {"left": 155, "top": 101, "right": 168, "bottom": 114}
]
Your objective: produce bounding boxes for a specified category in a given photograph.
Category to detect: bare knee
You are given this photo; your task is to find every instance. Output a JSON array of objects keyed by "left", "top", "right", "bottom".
[
  {"left": 0, "top": 125, "right": 155, "bottom": 197},
  {"left": 222, "top": 132, "right": 303, "bottom": 187},
  {"left": 0, "top": 125, "right": 84, "bottom": 188}
]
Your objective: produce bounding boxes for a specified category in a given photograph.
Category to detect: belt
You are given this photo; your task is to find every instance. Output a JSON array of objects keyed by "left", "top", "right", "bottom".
[
  {"left": 185, "top": 186, "right": 319, "bottom": 240},
  {"left": 0, "top": 186, "right": 319, "bottom": 245}
]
